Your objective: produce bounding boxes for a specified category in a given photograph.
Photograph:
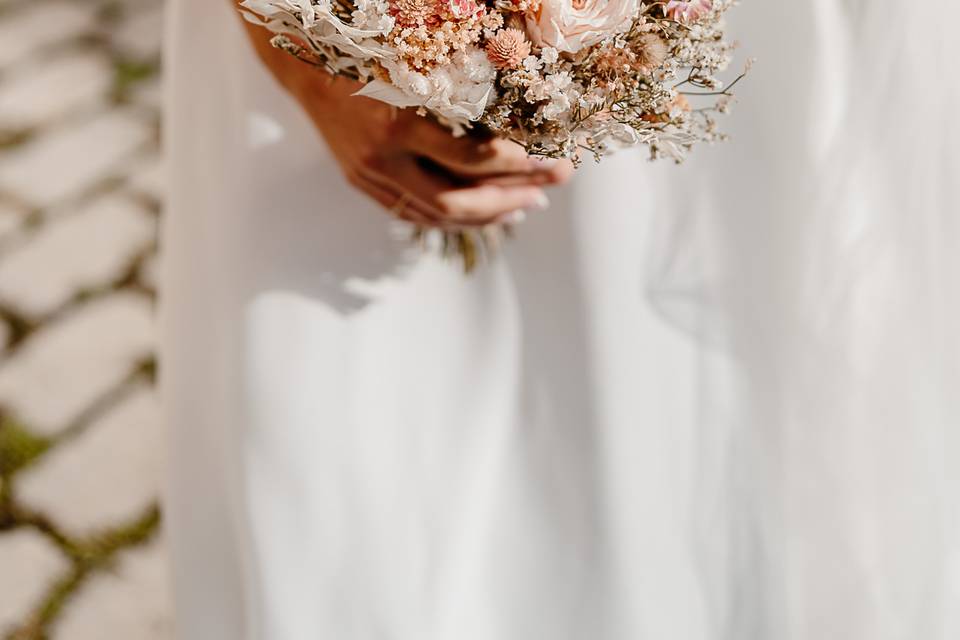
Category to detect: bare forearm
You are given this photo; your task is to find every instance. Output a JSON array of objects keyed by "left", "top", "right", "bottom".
[
  {"left": 226, "top": 0, "right": 567, "bottom": 227},
  {"left": 231, "top": 0, "right": 347, "bottom": 102}
]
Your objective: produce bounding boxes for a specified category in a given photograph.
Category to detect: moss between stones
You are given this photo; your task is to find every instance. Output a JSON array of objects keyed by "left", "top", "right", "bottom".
[
  {"left": 3, "top": 505, "right": 161, "bottom": 640},
  {"left": 0, "top": 129, "right": 34, "bottom": 150},
  {"left": 0, "top": 1, "right": 167, "bottom": 636},
  {"left": 0, "top": 419, "right": 51, "bottom": 478},
  {"left": 111, "top": 58, "right": 160, "bottom": 104},
  {"left": 0, "top": 412, "right": 163, "bottom": 639}
]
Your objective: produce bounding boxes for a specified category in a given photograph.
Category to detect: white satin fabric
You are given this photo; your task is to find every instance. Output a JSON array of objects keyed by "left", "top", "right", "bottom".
[{"left": 161, "top": 1, "right": 960, "bottom": 639}]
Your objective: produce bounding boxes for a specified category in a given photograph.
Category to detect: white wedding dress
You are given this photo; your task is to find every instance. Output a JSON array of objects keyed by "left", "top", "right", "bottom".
[{"left": 161, "top": 1, "right": 960, "bottom": 638}]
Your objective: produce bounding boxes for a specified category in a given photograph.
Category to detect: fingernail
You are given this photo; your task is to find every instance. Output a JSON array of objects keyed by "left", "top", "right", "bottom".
[
  {"left": 528, "top": 191, "right": 550, "bottom": 211},
  {"left": 501, "top": 209, "right": 527, "bottom": 225},
  {"left": 528, "top": 157, "right": 559, "bottom": 171}
]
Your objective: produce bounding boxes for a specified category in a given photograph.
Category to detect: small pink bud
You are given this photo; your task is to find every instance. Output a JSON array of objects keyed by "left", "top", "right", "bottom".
[{"left": 449, "top": 0, "right": 479, "bottom": 19}]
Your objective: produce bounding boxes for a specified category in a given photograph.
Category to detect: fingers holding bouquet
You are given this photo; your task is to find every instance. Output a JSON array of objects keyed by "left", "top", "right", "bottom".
[
  {"left": 238, "top": 0, "right": 742, "bottom": 270},
  {"left": 401, "top": 121, "right": 573, "bottom": 185},
  {"left": 240, "top": 17, "right": 568, "bottom": 231},
  {"left": 347, "top": 110, "right": 571, "bottom": 229},
  {"left": 348, "top": 150, "right": 555, "bottom": 229}
]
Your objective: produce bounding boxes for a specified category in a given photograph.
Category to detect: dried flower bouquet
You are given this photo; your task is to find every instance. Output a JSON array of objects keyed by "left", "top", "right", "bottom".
[{"left": 241, "top": 0, "right": 745, "bottom": 271}]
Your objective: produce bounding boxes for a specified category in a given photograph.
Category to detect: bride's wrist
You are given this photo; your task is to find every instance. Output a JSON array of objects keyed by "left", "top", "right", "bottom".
[{"left": 284, "top": 71, "right": 353, "bottom": 111}]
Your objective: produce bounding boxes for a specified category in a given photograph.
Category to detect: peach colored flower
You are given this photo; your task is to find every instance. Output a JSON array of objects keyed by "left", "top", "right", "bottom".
[
  {"left": 525, "top": 0, "right": 639, "bottom": 53},
  {"left": 593, "top": 46, "right": 636, "bottom": 82},
  {"left": 389, "top": 0, "right": 442, "bottom": 27},
  {"left": 641, "top": 92, "right": 692, "bottom": 123},
  {"left": 486, "top": 28, "right": 532, "bottom": 69},
  {"left": 634, "top": 32, "right": 668, "bottom": 72}
]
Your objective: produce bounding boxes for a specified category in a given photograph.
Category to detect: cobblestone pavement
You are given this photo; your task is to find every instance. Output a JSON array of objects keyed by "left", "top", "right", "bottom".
[{"left": 0, "top": 0, "right": 171, "bottom": 637}]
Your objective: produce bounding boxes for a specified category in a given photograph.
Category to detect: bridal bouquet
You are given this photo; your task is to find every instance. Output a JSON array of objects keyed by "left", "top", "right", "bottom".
[{"left": 240, "top": 0, "right": 743, "bottom": 269}]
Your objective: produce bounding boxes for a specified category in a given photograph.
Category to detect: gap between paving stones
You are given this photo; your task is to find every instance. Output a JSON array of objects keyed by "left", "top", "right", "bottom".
[{"left": 0, "top": 0, "right": 167, "bottom": 636}]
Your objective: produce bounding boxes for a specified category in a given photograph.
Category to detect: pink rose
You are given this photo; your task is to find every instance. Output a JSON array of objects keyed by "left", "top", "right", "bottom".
[
  {"left": 525, "top": 0, "right": 640, "bottom": 54},
  {"left": 664, "top": 0, "right": 713, "bottom": 23}
]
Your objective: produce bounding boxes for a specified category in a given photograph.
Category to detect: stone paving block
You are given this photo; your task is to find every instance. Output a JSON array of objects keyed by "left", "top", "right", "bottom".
[
  {"left": 0, "top": 529, "right": 70, "bottom": 631},
  {"left": 0, "top": 110, "right": 153, "bottom": 208},
  {"left": 0, "top": 51, "right": 112, "bottom": 130},
  {"left": 0, "top": 2, "right": 98, "bottom": 69},
  {"left": 127, "top": 154, "right": 165, "bottom": 202},
  {"left": 0, "top": 195, "right": 155, "bottom": 318},
  {"left": 131, "top": 77, "right": 163, "bottom": 111},
  {"left": 0, "top": 293, "right": 154, "bottom": 436},
  {"left": 0, "top": 201, "right": 22, "bottom": 239},
  {"left": 0, "top": 0, "right": 171, "bottom": 633},
  {"left": 113, "top": 4, "right": 165, "bottom": 61},
  {"left": 140, "top": 252, "right": 160, "bottom": 291},
  {"left": 54, "top": 539, "right": 174, "bottom": 639},
  {"left": 16, "top": 385, "right": 162, "bottom": 535}
]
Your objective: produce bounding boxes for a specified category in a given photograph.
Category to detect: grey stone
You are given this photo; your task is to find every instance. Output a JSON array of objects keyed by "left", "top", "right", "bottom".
[
  {"left": 139, "top": 251, "right": 160, "bottom": 291},
  {"left": 131, "top": 77, "right": 163, "bottom": 111},
  {"left": 0, "top": 196, "right": 155, "bottom": 318},
  {"left": 54, "top": 539, "right": 174, "bottom": 640},
  {"left": 126, "top": 155, "right": 165, "bottom": 202},
  {"left": 0, "top": 0, "right": 172, "bottom": 633},
  {"left": 0, "top": 293, "right": 154, "bottom": 436},
  {"left": 17, "top": 385, "right": 163, "bottom": 535},
  {"left": 0, "top": 110, "right": 152, "bottom": 208},
  {"left": 0, "top": 2, "right": 98, "bottom": 69},
  {"left": 0, "top": 529, "right": 70, "bottom": 630},
  {"left": 0, "top": 51, "right": 112, "bottom": 130},
  {"left": 113, "top": 5, "right": 165, "bottom": 62},
  {"left": 0, "top": 201, "right": 22, "bottom": 239}
]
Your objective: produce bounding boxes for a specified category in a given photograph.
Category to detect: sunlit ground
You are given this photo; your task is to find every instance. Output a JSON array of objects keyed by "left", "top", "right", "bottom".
[{"left": 0, "top": 0, "right": 170, "bottom": 637}]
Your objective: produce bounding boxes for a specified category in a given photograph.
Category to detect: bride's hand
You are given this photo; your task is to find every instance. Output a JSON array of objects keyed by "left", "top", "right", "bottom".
[{"left": 241, "top": 19, "right": 573, "bottom": 229}]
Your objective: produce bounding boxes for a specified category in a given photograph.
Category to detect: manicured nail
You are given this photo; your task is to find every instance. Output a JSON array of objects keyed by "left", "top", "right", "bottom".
[
  {"left": 528, "top": 191, "right": 550, "bottom": 211},
  {"left": 501, "top": 209, "right": 527, "bottom": 224}
]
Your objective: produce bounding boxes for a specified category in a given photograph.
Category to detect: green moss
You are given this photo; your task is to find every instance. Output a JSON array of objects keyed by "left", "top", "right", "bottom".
[
  {"left": 76, "top": 502, "right": 161, "bottom": 560},
  {"left": 111, "top": 58, "right": 159, "bottom": 102},
  {"left": 0, "top": 419, "right": 51, "bottom": 477},
  {"left": 0, "top": 128, "right": 33, "bottom": 150},
  {"left": 135, "top": 355, "right": 157, "bottom": 384},
  {"left": 3, "top": 504, "right": 162, "bottom": 640}
]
